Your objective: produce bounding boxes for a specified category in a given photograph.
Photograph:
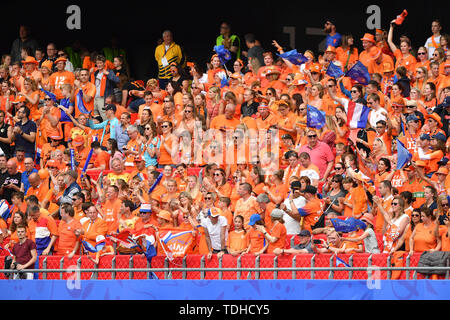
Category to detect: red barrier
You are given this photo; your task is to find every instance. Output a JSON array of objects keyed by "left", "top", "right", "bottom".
[{"left": 0, "top": 253, "right": 433, "bottom": 280}]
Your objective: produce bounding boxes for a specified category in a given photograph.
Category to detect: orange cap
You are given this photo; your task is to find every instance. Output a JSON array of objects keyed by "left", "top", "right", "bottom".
[
  {"left": 426, "top": 112, "right": 443, "bottom": 128},
  {"left": 265, "top": 66, "right": 281, "bottom": 76},
  {"left": 157, "top": 210, "right": 173, "bottom": 222},
  {"left": 72, "top": 135, "right": 85, "bottom": 146},
  {"left": 361, "top": 33, "right": 376, "bottom": 44},
  {"left": 230, "top": 72, "right": 242, "bottom": 80},
  {"left": 41, "top": 60, "right": 53, "bottom": 71},
  {"left": 325, "top": 45, "right": 336, "bottom": 54},
  {"left": 369, "top": 46, "right": 382, "bottom": 60},
  {"left": 436, "top": 167, "right": 449, "bottom": 175},
  {"left": 310, "top": 63, "right": 322, "bottom": 73},
  {"left": 54, "top": 57, "right": 67, "bottom": 64},
  {"left": 22, "top": 56, "right": 39, "bottom": 65}
]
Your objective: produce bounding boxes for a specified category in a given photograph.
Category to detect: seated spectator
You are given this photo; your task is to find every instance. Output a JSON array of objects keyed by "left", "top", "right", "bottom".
[{"left": 273, "top": 229, "right": 314, "bottom": 255}]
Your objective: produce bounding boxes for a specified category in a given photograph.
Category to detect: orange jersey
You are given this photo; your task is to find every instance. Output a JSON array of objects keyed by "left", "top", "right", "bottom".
[
  {"left": 81, "top": 218, "right": 108, "bottom": 247},
  {"left": 57, "top": 218, "right": 82, "bottom": 255},
  {"left": 226, "top": 230, "right": 250, "bottom": 253},
  {"left": 266, "top": 221, "right": 287, "bottom": 254},
  {"left": 412, "top": 222, "right": 439, "bottom": 252},
  {"left": 234, "top": 196, "right": 260, "bottom": 228},
  {"left": 49, "top": 71, "right": 75, "bottom": 100},
  {"left": 75, "top": 83, "right": 96, "bottom": 117},
  {"left": 247, "top": 227, "right": 266, "bottom": 253}
]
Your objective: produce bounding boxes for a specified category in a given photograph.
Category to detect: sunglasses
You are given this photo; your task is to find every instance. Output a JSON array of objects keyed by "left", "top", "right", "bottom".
[
  {"left": 307, "top": 135, "right": 317, "bottom": 138},
  {"left": 327, "top": 85, "right": 335, "bottom": 88},
  {"left": 72, "top": 198, "right": 78, "bottom": 201},
  {"left": 392, "top": 202, "right": 399, "bottom": 206},
  {"left": 145, "top": 127, "right": 151, "bottom": 130},
  {"left": 418, "top": 52, "right": 426, "bottom": 55},
  {"left": 214, "top": 173, "right": 222, "bottom": 176},
  {"left": 411, "top": 214, "right": 420, "bottom": 217},
  {"left": 442, "top": 203, "right": 449, "bottom": 207},
  {"left": 351, "top": 90, "right": 358, "bottom": 93},
  {"left": 161, "top": 125, "right": 169, "bottom": 128},
  {"left": 233, "top": 176, "right": 238, "bottom": 179},
  {"left": 184, "top": 110, "right": 192, "bottom": 113},
  {"left": 205, "top": 197, "right": 212, "bottom": 200},
  {"left": 335, "top": 167, "right": 343, "bottom": 170},
  {"left": 44, "top": 98, "right": 52, "bottom": 101},
  {"left": 406, "top": 105, "right": 415, "bottom": 108},
  {"left": 299, "top": 108, "right": 305, "bottom": 111}
]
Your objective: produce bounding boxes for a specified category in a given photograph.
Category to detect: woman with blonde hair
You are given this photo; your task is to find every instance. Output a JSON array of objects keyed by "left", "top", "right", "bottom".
[
  {"left": 413, "top": 66, "right": 429, "bottom": 93},
  {"left": 205, "top": 86, "right": 221, "bottom": 119},
  {"left": 305, "top": 83, "right": 323, "bottom": 109}
]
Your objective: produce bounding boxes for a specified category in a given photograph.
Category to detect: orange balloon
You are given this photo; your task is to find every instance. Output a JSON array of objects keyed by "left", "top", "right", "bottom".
[{"left": 38, "top": 168, "right": 49, "bottom": 180}]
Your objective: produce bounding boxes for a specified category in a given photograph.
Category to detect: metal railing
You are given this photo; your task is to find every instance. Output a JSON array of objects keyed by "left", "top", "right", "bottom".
[{"left": 2, "top": 254, "right": 449, "bottom": 280}]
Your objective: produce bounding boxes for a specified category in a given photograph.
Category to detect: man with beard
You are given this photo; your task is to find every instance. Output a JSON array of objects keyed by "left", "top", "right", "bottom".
[{"left": 324, "top": 19, "right": 342, "bottom": 48}]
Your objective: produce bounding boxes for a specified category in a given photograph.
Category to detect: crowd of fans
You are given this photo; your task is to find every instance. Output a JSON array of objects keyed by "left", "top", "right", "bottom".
[{"left": 0, "top": 16, "right": 449, "bottom": 278}]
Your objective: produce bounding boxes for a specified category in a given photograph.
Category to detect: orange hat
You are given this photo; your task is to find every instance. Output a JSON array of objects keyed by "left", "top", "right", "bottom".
[
  {"left": 22, "top": 56, "right": 39, "bottom": 65},
  {"left": 230, "top": 72, "right": 242, "bottom": 80},
  {"left": 310, "top": 63, "right": 322, "bottom": 73},
  {"left": 325, "top": 45, "right": 336, "bottom": 54},
  {"left": 382, "top": 62, "right": 394, "bottom": 73},
  {"left": 11, "top": 96, "right": 26, "bottom": 104},
  {"left": 54, "top": 57, "right": 67, "bottom": 64},
  {"left": 436, "top": 167, "right": 449, "bottom": 175},
  {"left": 426, "top": 112, "right": 443, "bottom": 128},
  {"left": 209, "top": 207, "right": 223, "bottom": 217},
  {"left": 157, "top": 210, "right": 173, "bottom": 222},
  {"left": 72, "top": 135, "right": 85, "bottom": 147},
  {"left": 292, "top": 74, "right": 308, "bottom": 86},
  {"left": 41, "top": 60, "right": 53, "bottom": 71},
  {"left": 391, "top": 96, "right": 405, "bottom": 107},
  {"left": 361, "top": 33, "right": 376, "bottom": 43},
  {"left": 361, "top": 213, "right": 375, "bottom": 227},
  {"left": 368, "top": 46, "right": 382, "bottom": 60},
  {"left": 375, "top": 29, "right": 383, "bottom": 34},
  {"left": 211, "top": 54, "right": 219, "bottom": 61},
  {"left": 265, "top": 66, "right": 281, "bottom": 77},
  {"left": 46, "top": 160, "right": 58, "bottom": 168}
]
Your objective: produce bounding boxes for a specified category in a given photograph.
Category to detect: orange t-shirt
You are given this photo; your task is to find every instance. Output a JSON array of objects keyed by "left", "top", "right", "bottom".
[
  {"left": 393, "top": 49, "right": 417, "bottom": 75},
  {"left": 101, "top": 198, "right": 122, "bottom": 234},
  {"left": 248, "top": 227, "right": 266, "bottom": 253},
  {"left": 266, "top": 221, "right": 287, "bottom": 254},
  {"left": 81, "top": 218, "right": 108, "bottom": 247},
  {"left": 158, "top": 135, "right": 174, "bottom": 165},
  {"left": 226, "top": 229, "right": 250, "bottom": 253},
  {"left": 57, "top": 218, "right": 82, "bottom": 255},
  {"left": 49, "top": 71, "right": 75, "bottom": 100},
  {"left": 412, "top": 222, "right": 438, "bottom": 252},
  {"left": 75, "top": 83, "right": 96, "bottom": 117},
  {"left": 25, "top": 182, "right": 50, "bottom": 204},
  {"left": 234, "top": 196, "right": 260, "bottom": 227}
]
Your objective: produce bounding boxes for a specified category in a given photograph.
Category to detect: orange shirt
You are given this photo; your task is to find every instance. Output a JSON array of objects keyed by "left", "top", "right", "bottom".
[
  {"left": 209, "top": 115, "right": 241, "bottom": 131},
  {"left": 92, "top": 150, "right": 110, "bottom": 170},
  {"left": 393, "top": 49, "right": 417, "bottom": 75},
  {"left": 440, "top": 225, "right": 450, "bottom": 252},
  {"left": 234, "top": 196, "right": 260, "bottom": 227},
  {"left": 300, "top": 197, "right": 324, "bottom": 232},
  {"left": 255, "top": 113, "right": 278, "bottom": 132},
  {"left": 49, "top": 71, "right": 75, "bottom": 100},
  {"left": 75, "top": 82, "right": 96, "bottom": 117},
  {"left": 81, "top": 218, "right": 108, "bottom": 247},
  {"left": 158, "top": 135, "right": 174, "bottom": 165},
  {"left": 266, "top": 221, "right": 287, "bottom": 254},
  {"left": 412, "top": 222, "right": 439, "bottom": 252},
  {"left": 367, "top": 54, "right": 394, "bottom": 75},
  {"left": 226, "top": 229, "right": 250, "bottom": 253},
  {"left": 57, "top": 218, "right": 82, "bottom": 255},
  {"left": 374, "top": 195, "right": 393, "bottom": 234},
  {"left": 248, "top": 227, "right": 266, "bottom": 253},
  {"left": 336, "top": 47, "right": 359, "bottom": 70},
  {"left": 101, "top": 198, "right": 122, "bottom": 234},
  {"left": 276, "top": 112, "right": 297, "bottom": 139},
  {"left": 26, "top": 182, "right": 50, "bottom": 204}
]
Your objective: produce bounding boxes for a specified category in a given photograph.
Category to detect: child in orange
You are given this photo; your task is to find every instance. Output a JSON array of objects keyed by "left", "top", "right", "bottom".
[
  {"left": 222, "top": 215, "right": 249, "bottom": 257},
  {"left": 245, "top": 214, "right": 268, "bottom": 255}
]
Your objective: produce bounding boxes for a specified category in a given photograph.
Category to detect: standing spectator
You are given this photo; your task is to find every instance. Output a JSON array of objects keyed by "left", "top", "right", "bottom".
[
  {"left": 409, "top": 207, "right": 441, "bottom": 254},
  {"left": 216, "top": 22, "right": 241, "bottom": 70},
  {"left": 234, "top": 182, "right": 259, "bottom": 228},
  {"left": 154, "top": 30, "right": 185, "bottom": 90},
  {"left": 221, "top": 215, "right": 249, "bottom": 258},
  {"left": 10, "top": 225, "right": 37, "bottom": 280},
  {"left": 27, "top": 205, "right": 58, "bottom": 256},
  {"left": 73, "top": 68, "right": 96, "bottom": 118},
  {"left": 41, "top": 43, "right": 58, "bottom": 70},
  {"left": 359, "top": 33, "right": 377, "bottom": 68},
  {"left": 245, "top": 214, "right": 268, "bottom": 255},
  {"left": 244, "top": 33, "right": 264, "bottom": 71},
  {"left": 78, "top": 202, "right": 108, "bottom": 249},
  {"left": 57, "top": 170, "right": 82, "bottom": 206},
  {"left": 298, "top": 129, "right": 334, "bottom": 181},
  {"left": 0, "top": 159, "right": 22, "bottom": 204},
  {"left": 424, "top": 20, "right": 442, "bottom": 60},
  {"left": 10, "top": 25, "right": 38, "bottom": 63},
  {"left": 202, "top": 207, "right": 228, "bottom": 260},
  {"left": 57, "top": 203, "right": 82, "bottom": 257},
  {"left": 323, "top": 19, "right": 342, "bottom": 48},
  {"left": 255, "top": 208, "right": 287, "bottom": 254},
  {"left": 279, "top": 180, "right": 306, "bottom": 235},
  {"left": 48, "top": 56, "right": 75, "bottom": 101},
  {"left": 0, "top": 110, "right": 13, "bottom": 159},
  {"left": 11, "top": 106, "right": 36, "bottom": 159},
  {"left": 115, "top": 112, "right": 131, "bottom": 152},
  {"left": 91, "top": 55, "right": 120, "bottom": 120}
]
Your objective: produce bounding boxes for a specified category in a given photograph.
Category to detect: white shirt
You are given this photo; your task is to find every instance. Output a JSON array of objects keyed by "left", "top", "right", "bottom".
[
  {"left": 95, "top": 71, "right": 104, "bottom": 98},
  {"left": 282, "top": 196, "right": 306, "bottom": 235},
  {"left": 201, "top": 215, "right": 228, "bottom": 251},
  {"left": 424, "top": 35, "right": 441, "bottom": 60},
  {"left": 369, "top": 107, "right": 388, "bottom": 129}
]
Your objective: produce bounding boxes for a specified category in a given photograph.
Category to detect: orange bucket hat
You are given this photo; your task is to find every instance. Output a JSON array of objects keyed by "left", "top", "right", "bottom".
[{"left": 361, "top": 33, "right": 376, "bottom": 43}]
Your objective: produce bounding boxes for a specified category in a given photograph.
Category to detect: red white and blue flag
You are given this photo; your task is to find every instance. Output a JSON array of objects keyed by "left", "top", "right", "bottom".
[{"left": 346, "top": 101, "right": 370, "bottom": 129}]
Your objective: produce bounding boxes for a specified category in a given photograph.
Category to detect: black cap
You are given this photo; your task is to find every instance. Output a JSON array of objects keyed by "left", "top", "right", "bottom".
[{"left": 104, "top": 104, "right": 117, "bottom": 112}]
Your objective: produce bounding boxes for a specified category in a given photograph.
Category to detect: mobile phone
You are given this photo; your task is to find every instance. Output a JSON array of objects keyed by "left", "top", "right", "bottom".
[{"left": 313, "top": 239, "right": 322, "bottom": 245}]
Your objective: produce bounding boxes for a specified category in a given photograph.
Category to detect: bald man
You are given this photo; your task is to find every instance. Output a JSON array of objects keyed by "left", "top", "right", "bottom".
[
  {"left": 209, "top": 104, "right": 240, "bottom": 131},
  {"left": 25, "top": 172, "right": 49, "bottom": 206},
  {"left": 0, "top": 159, "right": 22, "bottom": 203}
]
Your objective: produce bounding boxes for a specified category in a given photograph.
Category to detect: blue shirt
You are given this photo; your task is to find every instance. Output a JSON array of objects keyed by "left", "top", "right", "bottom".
[
  {"left": 21, "top": 168, "right": 38, "bottom": 194},
  {"left": 115, "top": 124, "right": 130, "bottom": 152},
  {"left": 326, "top": 33, "right": 342, "bottom": 48},
  {"left": 89, "top": 117, "right": 119, "bottom": 145}
]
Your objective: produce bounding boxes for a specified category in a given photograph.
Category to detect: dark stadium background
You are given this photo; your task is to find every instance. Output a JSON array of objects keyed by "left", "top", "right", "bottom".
[{"left": 0, "top": 0, "right": 445, "bottom": 81}]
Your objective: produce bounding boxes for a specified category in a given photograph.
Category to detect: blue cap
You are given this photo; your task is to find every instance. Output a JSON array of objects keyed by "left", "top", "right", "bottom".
[
  {"left": 443, "top": 96, "right": 450, "bottom": 108},
  {"left": 248, "top": 214, "right": 261, "bottom": 226},
  {"left": 420, "top": 133, "right": 430, "bottom": 140},
  {"left": 406, "top": 114, "right": 419, "bottom": 122},
  {"left": 432, "top": 132, "right": 447, "bottom": 142}
]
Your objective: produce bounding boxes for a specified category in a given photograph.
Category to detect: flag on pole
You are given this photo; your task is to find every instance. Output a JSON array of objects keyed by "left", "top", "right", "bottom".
[
  {"left": 306, "top": 104, "right": 326, "bottom": 129},
  {"left": 346, "top": 101, "right": 370, "bottom": 129},
  {"left": 326, "top": 62, "right": 344, "bottom": 78},
  {"left": 396, "top": 139, "right": 412, "bottom": 170},
  {"left": 213, "top": 45, "right": 232, "bottom": 65},
  {"left": 345, "top": 61, "right": 370, "bottom": 85},
  {"left": 277, "top": 49, "right": 308, "bottom": 66}
]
